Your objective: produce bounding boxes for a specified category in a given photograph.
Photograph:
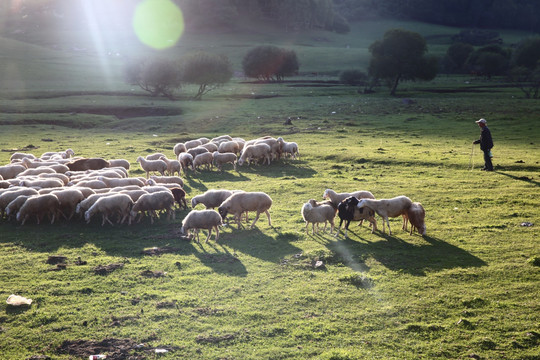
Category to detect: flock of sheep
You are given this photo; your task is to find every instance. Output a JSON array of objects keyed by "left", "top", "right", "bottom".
[{"left": 0, "top": 133, "right": 425, "bottom": 241}]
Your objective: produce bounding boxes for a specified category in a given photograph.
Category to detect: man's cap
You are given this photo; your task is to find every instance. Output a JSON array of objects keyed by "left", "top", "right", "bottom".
[{"left": 475, "top": 118, "right": 487, "bottom": 124}]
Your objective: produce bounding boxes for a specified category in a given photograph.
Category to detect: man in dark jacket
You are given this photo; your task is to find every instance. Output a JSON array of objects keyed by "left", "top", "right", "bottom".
[{"left": 473, "top": 118, "right": 494, "bottom": 171}]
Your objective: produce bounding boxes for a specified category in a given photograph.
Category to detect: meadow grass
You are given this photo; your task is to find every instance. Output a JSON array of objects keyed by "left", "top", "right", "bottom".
[{"left": 0, "top": 19, "right": 539, "bottom": 360}]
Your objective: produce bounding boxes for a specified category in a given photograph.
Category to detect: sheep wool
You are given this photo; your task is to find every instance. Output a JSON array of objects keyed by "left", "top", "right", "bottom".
[{"left": 180, "top": 209, "right": 223, "bottom": 243}]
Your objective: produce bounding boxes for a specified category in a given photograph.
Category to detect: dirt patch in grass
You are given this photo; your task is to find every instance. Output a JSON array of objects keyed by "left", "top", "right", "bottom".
[
  {"left": 141, "top": 246, "right": 182, "bottom": 256},
  {"left": 195, "top": 333, "right": 236, "bottom": 344},
  {"left": 93, "top": 263, "right": 124, "bottom": 275},
  {"left": 56, "top": 338, "right": 145, "bottom": 360}
]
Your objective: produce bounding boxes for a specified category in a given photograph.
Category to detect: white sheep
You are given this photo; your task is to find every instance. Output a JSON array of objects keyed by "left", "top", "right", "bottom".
[
  {"left": 212, "top": 151, "right": 237, "bottom": 171},
  {"left": 0, "top": 188, "right": 39, "bottom": 217},
  {"left": 108, "top": 159, "right": 130, "bottom": 170},
  {"left": 38, "top": 172, "right": 70, "bottom": 185},
  {"left": 136, "top": 156, "right": 167, "bottom": 178},
  {"left": 76, "top": 193, "right": 115, "bottom": 217},
  {"left": 5, "top": 195, "right": 31, "bottom": 220},
  {"left": 18, "top": 178, "right": 64, "bottom": 189},
  {"left": 10, "top": 152, "right": 37, "bottom": 162},
  {"left": 404, "top": 202, "right": 426, "bottom": 236},
  {"left": 277, "top": 137, "right": 300, "bottom": 159},
  {"left": 196, "top": 137, "right": 210, "bottom": 144},
  {"left": 218, "top": 141, "right": 240, "bottom": 154},
  {"left": 232, "top": 137, "right": 246, "bottom": 150},
  {"left": 16, "top": 193, "right": 62, "bottom": 225},
  {"left": 84, "top": 193, "right": 134, "bottom": 226},
  {"left": 187, "top": 146, "right": 209, "bottom": 158},
  {"left": 211, "top": 135, "right": 233, "bottom": 143},
  {"left": 218, "top": 191, "right": 272, "bottom": 229},
  {"left": 184, "top": 139, "right": 203, "bottom": 150},
  {"left": 68, "top": 179, "right": 108, "bottom": 189},
  {"left": 178, "top": 153, "right": 194, "bottom": 172},
  {"left": 50, "top": 188, "right": 85, "bottom": 220},
  {"left": 173, "top": 142, "right": 187, "bottom": 156},
  {"left": 159, "top": 156, "right": 181, "bottom": 176},
  {"left": 356, "top": 196, "right": 413, "bottom": 235},
  {"left": 323, "top": 189, "right": 376, "bottom": 207},
  {"left": 97, "top": 176, "right": 145, "bottom": 188},
  {"left": 193, "top": 152, "right": 214, "bottom": 171},
  {"left": 254, "top": 137, "right": 281, "bottom": 160},
  {"left": 146, "top": 152, "right": 167, "bottom": 161},
  {"left": 180, "top": 209, "right": 223, "bottom": 243},
  {"left": 200, "top": 142, "right": 219, "bottom": 152},
  {"left": 191, "top": 189, "right": 240, "bottom": 209},
  {"left": 301, "top": 199, "right": 338, "bottom": 234},
  {"left": 130, "top": 191, "right": 176, "bottom": 224},
  {"left": 0, "top": 164, "right": 26, "bottom": 179},
  {"left": 237, "top": 143, "right": 272, "bottom": 166},
  {"left": 148, "top": 175, "right": 184, "bottom": 187},
  {"left": 17, "top": 167, "right": 56, "bottom": 177}
]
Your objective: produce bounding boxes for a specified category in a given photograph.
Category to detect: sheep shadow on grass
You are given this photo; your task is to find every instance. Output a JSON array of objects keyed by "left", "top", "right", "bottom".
[{"left": 327, "top": 233, "right": 486, "bottom": 276}]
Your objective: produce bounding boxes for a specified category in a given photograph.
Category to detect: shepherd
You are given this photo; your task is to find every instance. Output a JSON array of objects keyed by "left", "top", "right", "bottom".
[{"left": 472, "top": 118, "right": 494, "bottom": 171}]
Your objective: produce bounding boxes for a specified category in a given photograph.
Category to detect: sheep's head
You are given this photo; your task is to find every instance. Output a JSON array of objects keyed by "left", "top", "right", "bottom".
[
  {"left": 218, "top": 205, "right": 229, "bottom": 219},
  {"left": 419, "top": 224, "right": 426, "bottom": 236},
  {"left": 356, "top": 199, "right": 367, "bottom": 208}
]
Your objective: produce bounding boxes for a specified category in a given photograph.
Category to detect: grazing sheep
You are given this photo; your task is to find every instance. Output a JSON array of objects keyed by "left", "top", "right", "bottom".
[
  {"left": 136, "top": 156, "right": 167, "bottom": 178},
  {"left": 336, "top": 196, "right": 378, "bottom": 237},
  {"left": 187, "top": 146, "right": 209, "bottom": 158},
  {"left": 0, "top": 188, "right": 39, "bottom": 218},
  {"left": 180, "top": 209, "right": 223, "bottom": 243},
  {"left": 159, "top": 156, "right": 181, "bottom": 176},
  {"left": 149, "top": 175, "right": 184, "bottom": 187},
  {"left": 218, "top": 141, "right": 240, "bottom": 154},
  {"left": 213, "top": 151, "right": 237, "bottom": 171},
  {"left": 404, "top": 202, "right": 426, "bottom": 236},
  {"left": 17, "top": 167, "right": 56, "bottom": 177},
  {"left": 51, "top": 188, "right": 85, "bottom": 220},
  {"left": 323, "top": 189, "right": 376, "bottom": 207},
  {"left": 66, "top": 158, "right": 110, "bottom": 171},
  {"left": 184, "top": 139, "right": 203, "bottom": 150},
  {"left": 197, "top": 137, "right": 210, "bottom": 144},
  {"left": 18, "top": 178, "right": 64, "bottom": 189},
  {"left": 84, "top": 193, "right": 134, "bottom": 226},
  {"left": 68, "top": 179, "right": 108, "bottom": 189},
  {"left": 76, "top": 193, "right": 115, "bottom": 217},
  {"left": 301, "top": 199, "right": 338, "bottom": 234},
  {"left": 173, "top": 143, "right": 187, "bottom": 156},
  {"left": 211, "top": 135, "right": 233, "bottom": 143},
  {"left": 38, "top": 172, "right": 70, "bottom": 185},
  {"left": 232, "top": 137, "right": 246, "bottom": 150},
  {"left": 356, "top": 196, "right": 413, "bottom": 235},
  {"left": 277, "top": 137, "right": 300, "bottom": 159},
  {"left": 108, "top": 159, "right": 130, "bottom": 170},
  {"left": 170, "top": 187, "right": 188, "bottom": 209},
  {"left": 146, "top": 152, "right": 167, "bottom": 161},
  {"left": 130, "top": 191, "right": 176, "bottom": 224},
  {"left": 117, "top": 189, "right": 149, "bottom": 202},
  {"left": 178, "top": 153, "right": 194, "bottom": 172},
  {"left": 0, "top": 180, "right": 11, "bottom": 189},
  {"left": 200, "top": 142, "right": 218, "bottom": 152},
  {"left": 10, "top": 152, "right": 37, "bottom": 163},
  {"left": 16, "top": 193, "right": 62, "bottom": 225},
  {"left": 0, "top": 164, "right": 27, "bottom": 179},
  {"left": 193, "top": 152, "right": 214, "bottom": 171},
  {"left": 237, "top": 143, "right": 272, "bottom": 166},
  {"left": 5, "top": 195, "right": 31, "bottom": 220},
  {"left": 255, "top": 137, "right": 281, "bottom": 160},
  {"left": 191, "top": 189, "right": 239, "bottom": 209},
  {"left": 218, "top": 191, "right": 272, "bottom": 229},
  {"left": 97, "top": 176, "right": 145, "bottom": 188}
]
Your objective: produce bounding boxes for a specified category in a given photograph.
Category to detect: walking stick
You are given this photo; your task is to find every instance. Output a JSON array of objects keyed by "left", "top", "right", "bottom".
[{"left": 469, "top": 143, "right": 475, "bottom": 171}]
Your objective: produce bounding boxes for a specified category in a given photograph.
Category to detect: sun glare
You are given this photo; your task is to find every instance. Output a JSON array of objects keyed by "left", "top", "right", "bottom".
[{"left": 132, "top": 0, "right": 184, "bottom": 50}]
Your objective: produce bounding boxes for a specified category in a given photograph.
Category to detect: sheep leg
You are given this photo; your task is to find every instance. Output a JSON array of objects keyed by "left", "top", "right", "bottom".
[
  {"left": 305, "top": 222, "right": 310, "bottom": 234},
  {"left": 214, "top": 226, "right": 220, "bottom": 242},
  {"left": 335, "top": 218, "right": 344, "bottom": 237},
  {"left": 264, "top": 210, "right": 271, "bottom": 226},
  {"left": 402, "top": 214, "right": 408, "bottom": 231},
  {"left": 329, "top": 219, "right": 334, "bottom": 234},
  {"left": 250, "top": 212, "right": 262, "bottom": 229},
  {"left": 205, "top": 228, "right": 212, "bottom": 243},
  {"left": 344, "top": 220, "right": 350, "bottom": 238}
]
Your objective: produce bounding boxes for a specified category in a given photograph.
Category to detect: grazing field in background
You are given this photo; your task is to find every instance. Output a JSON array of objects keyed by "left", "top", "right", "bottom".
[{"left": 0, "top": 19, "right": 539, "bottom": 360}]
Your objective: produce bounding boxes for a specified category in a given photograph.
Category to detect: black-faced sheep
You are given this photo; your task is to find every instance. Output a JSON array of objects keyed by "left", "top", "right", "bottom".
[
  {"left": 180, "top": 209, "right": 223, "bottom": 243},
  {"left": 170, "top": 187, "right": 187, "bottom": 209},
  {"left": 356, "top": 196, "right": 413, "bottom": 235},
  {"left": 218, "top": 191, "right": 272, "bottom": 229},
  {"left": 301, "top": 199, "right": 337, "bottom": 234},
  {"left": 336, "top": 196, "right": 377, "bottom": 238}
]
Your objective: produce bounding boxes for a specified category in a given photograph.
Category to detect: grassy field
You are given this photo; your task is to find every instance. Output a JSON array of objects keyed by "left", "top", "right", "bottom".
[{"left": 0, "top": 16, "right": 539, "bottom": 360}]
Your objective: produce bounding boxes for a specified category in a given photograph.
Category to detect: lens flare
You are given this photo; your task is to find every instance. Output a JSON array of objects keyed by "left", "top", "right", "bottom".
[{"left": 133, "top": 0, "right": 184, "bottom": 50}]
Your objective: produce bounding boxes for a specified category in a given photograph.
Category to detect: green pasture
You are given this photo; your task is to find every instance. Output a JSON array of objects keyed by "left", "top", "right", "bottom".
[{"left": 0, "top": 19, "right": 539, "bottom": 360}]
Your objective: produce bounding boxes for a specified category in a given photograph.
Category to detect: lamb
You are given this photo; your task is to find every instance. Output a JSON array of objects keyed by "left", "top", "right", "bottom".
[
  {"left": 180, "top": 209, "right": 223, "bottom": 243},
  {"left": 66, "top": 158, "right": 110, "bottom": 171},
  {"left": 237, "top": 143, "right": 272, "bottom": 166},
  {"left": 301, "top": 199, "right": 338, "bottom": 234},
  {"left": 84, "top": 193, "right": 134, "bottom": 226},
  {"left": 97, "top": 176, "right": 146, "bottom": 188},
  {"left": 16, "top": 193, "right": 62, "bottom": 225},
  {"left": 50, "top": 188, "right": 85, "bottom": 220},
  {"left": 187, "top": 146, "right": 209, "bottom": 158},
  {"left": 356, "top": 196, "right": 413, "bottom": 235},
  {"left": 218, "top": 141, "right": 240, "bottom": 154},
  {"left": 336, "top": 196, "right": 378, "bottom": 238},
  {"left": 136, "top": 156, "right": 167, "bottom": 178},
  {"left": 218, "top": 191, "right": 272, "bottom": 229},
  {"left": 159, "top": 156, "right": 181, "bottom": 176},
  {"left": 184, "top": 139, "right": 203, "bottom": 150},
  {"left": 213, "top": 151, "right": 237, "bottom": 171},
  {"left": 178, "top": 153, "right": 194, "bottom": 172},
  {"left": 191, "top": 189, "right": 239, "bottom": 209},
  {"left": 108, "top": 159, "right": 130, "bottom": 170},
  {"left": 173, "top": 143, "right": 187, "bottom": 156},
  {"left": 149, "top": 175, "right": 184, "bottom": 187},
  {"left": 170, "top": 187, "right": 188, "bottom": 209},
  {"left": 130, "top": 191, "right": 176, "bottom": 224},
  {"left": 192, "top": 152, "right": 214, "bottom": 171},
  {"left": 0, "top": 164, "right": 26, "bottom": 179},
  {"left": 277, "top": 137, "right": 300, "bottom": 159},
  {"left": 404, "top": 202, "right": 426, "bottom": 236}
]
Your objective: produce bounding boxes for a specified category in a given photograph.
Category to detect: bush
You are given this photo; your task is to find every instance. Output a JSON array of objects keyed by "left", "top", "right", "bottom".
[
  {"left": 242, "top": 46, "right": 299, "bottom": 82},
  {"left": 180, "top": 52, "right": 233, "bottom": 100},
  {"left": 125, "top": 58, "right": 182, "bottom": 99},
  {"left": 339, "top": 70, "right": 368, "bottom": 86}
]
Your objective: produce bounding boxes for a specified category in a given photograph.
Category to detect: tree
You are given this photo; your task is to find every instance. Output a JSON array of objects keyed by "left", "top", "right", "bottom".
[
  {"left": 465, "top": 44, "right": 510, "bottom": 79},
  {"left": 508, "top": 37, "right": 540, "bottom": 98},
  {"left": 339, "top": 70, "right": 368, "bottom": 86},
  {"left": 125, "top": 58, "right": 182, "bottom": 99},
  {"left": 242, "top": 46, "right": 299, "bottom": 82},
  {"left": 445, "top": 42, "right": 474, "bottom": 73},
  {"left": 180, "top": 52, "right": 233, "bottom": 100},
  {"left": 368, "top": 29, "right": 438, "bottom": 96}
]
